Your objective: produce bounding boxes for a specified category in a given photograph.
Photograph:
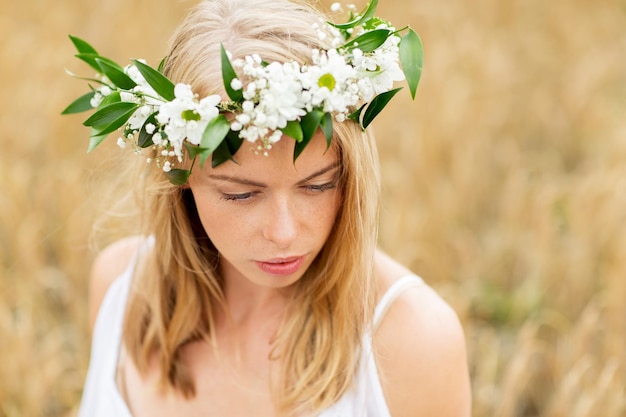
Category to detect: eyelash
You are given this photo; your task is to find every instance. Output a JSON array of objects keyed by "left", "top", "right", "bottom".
[
  {"left": 305, "top": 182, "right": 336, "bottom": 193},
  {"left": 221, "top": 192, "right": 254, "bottom": 201},
  {"left": 220, "top": 182, "right": 336, "bottom": 202}
]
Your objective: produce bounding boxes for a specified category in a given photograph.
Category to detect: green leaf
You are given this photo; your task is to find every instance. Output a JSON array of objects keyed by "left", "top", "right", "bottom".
[
  {"left": 226, "top": 129, "right": 244, "bottom": 154},
  {"left": 347, "top": 102, "right": 367, "bottom": 127},
  {"left": 320, "top": 112, "right": 333, "bottom": 148},
  {"left": 220, "top": 44, "right": 243, "bottom": 102},
  {"left": 137, "top": 112, "right": 159, "bottom": 148},
  {"left": 210, "top": 140, "right": 232, "bottom": 168},
  {"left": 199, "top": 114, "right": 231, "bottom": 166},
  {"left": 282, "top": 120, "right": 303, "bottom": 143},
  {"left": 293, "top": 138, "right": 309, "bottom": 162},
  {"left": 211, "top": 130, "right": 243, "bottom": 168},
  {"left": 74, "top": 52, "right": 105, "bottom": 74},
  {"left": 165, "top": 169, "right": 191, "bottom": 186},
  {"left": 300, "top": 110, "right": 324, "bottom": 143},
  {"left": 83, "top": 101, "right": 138, "bottom": 128},
  {"left": 64, "top": 68, "right": 108, "bottom": 86},
  {"left": 83, "top": 101, "right": 139, "bottom": 139},
  {"left": 132, "top": 59, "right": 176, "bottom": 101},
  {"left": 329, "top": 0, "right": 379, "bottom": 30},
  {"left": 361, "top": 87, "right": 402, "bottom": 129},
  {"left": 362, "top": 16, "right": 389, "bottom": 31},
  {"left": 294, "top": 111, "right": 333, "bottom": 159},
  {"left": 157, "top": 56, "right": 167, "bottom": 73},
  {"left": 87, "top": 128, "right": 108, "bottom": 152},
  {"left": 342, "top": 29, "right": 391, "bottom": 53},
  {"left": 69, "top": 35, "right": 98, "bottom": 55},
  {"left": 62, "top": 91, "right": 96, "bottom": 114},
  {"left": 75, "top": 53, "right": 124, "bottom": 76},
  {"left": 90, "top": 105, "right": 139, "bottom": 137},
  {"left": 96, "top": 58, "right": 137, "bottom": 90},
  {"left": 294, "top": 110, "right": 324, "bottom": 161},
  {"left": 184, "top": 142, "right": 210, "bottom": 159},
  {"left": 98, "top": 90, "right": 121, "bottom": 108},
  {"left": 399, "top": 28, "right": 423, "bottom": 99}
]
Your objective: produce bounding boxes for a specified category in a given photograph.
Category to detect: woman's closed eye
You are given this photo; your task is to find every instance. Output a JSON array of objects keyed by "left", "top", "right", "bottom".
[
  {"left": 303, "top": 181, "right": 337, "bottom": 193},
  {"left": 221, "top": 191, "right": 256, "bottom": 201},
  {"left": 220, "top": 182, "right": 336, "bottom": 202}
]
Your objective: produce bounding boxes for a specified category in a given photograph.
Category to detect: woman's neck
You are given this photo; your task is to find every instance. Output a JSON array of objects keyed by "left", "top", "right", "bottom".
[{"left": 218, "top": 259, "right": 294, "bottom": 328}]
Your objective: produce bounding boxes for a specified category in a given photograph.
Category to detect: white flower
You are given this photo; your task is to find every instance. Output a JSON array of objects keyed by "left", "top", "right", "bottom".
[
  {"left": 369, "top": 60, "right": 404, "bottom": 94},
  {"left": 268, "top": 130, "right": 283, "bottom": 143},
  {"left": 242, "top": 100, "right": 255, "bottom": 112},
  {"left": 120, "top": 92, "right": 139, "bottom": 103},
  {"left": 152, "top": 132, "right": 164, "bottom": 146},
  {"left": 116, "top": 137, "right": 126, "bottom": 148},
  {"left": 126, "top": 63, "right": 145, "bottom": 84},
  {"left": 236, "top": 113, "right": 251, "bottom": 125},
  {"left": 90, "top": 92, "right": 103, "bottom": 108},
  {"left": 125, "top": 64, "right": 161, "bottom": 104},
  {"left": 357, "top": 78, "right": 375, "bottom": 101},
  {"left": 303, "top": 49, "right": 358, "bottom": 114},
  {"left": 162, "top": 161, "right": 172, "bottom": 172},
  {"left": 127, "top": 105, "right": 153, "bottom": 130},
  {"left": 156, "top": 83, "right": 221, "bottom": 154},
  {"left": 330, "top": 2, "right": 342, "bottom": 12},
  {"left": 231, "top": 78, "right": 243, "bottom": 91},
  {"left": 237, "top": 60, "right": 308, "bottom": 144}
]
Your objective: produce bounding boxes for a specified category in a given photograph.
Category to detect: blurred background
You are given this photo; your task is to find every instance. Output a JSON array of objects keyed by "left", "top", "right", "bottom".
[{"left": 0, "top": 0, "right": 624, "bottom": 416}]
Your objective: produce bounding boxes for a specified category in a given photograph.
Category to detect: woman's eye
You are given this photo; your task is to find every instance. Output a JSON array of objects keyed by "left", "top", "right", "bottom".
[
  {"left": 305, "top": 182, "right": 336, "bottom": 193},
  {"left": 221, "top": 192, "right": 253, "bottom": 201}
]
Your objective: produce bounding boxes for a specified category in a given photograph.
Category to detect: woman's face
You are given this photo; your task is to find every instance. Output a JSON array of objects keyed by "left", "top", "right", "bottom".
[{"left": 188, "top": 131, "right": 342, "bottom": 289}]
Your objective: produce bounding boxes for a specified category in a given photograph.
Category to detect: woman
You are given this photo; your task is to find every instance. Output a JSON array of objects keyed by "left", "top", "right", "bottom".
[{"left": 73, "top": 0, "right": 471, "bottom": 415}]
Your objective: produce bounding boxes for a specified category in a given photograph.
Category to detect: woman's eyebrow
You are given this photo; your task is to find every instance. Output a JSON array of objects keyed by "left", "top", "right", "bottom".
[
  {"left": 207, "top": 174, "right": 266, "bottom": 188},
  {"left": 207, "top": 161, "right": 341, "bottom": 187},
  {"left": 296, "top": 161, "right": 341, "bottom": 185}
]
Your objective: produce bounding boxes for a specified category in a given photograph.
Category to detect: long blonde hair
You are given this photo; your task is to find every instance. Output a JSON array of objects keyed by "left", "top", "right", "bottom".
[{"left": 121, "top": 0, "right": 381, "bottom": 414}]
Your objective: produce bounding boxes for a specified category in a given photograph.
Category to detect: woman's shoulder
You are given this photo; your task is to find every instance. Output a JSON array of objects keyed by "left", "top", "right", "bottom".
[
  {"left": 88, "top": 235, "right": 147, "bottom": 331},
  {"left": 372, "top": 249, "right": 472, "bottom": 417}
]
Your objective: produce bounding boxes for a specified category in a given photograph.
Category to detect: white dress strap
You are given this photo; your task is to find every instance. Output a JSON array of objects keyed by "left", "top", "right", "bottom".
[
  {"left": 373, "top": 274, "right": 424, "bottom": 330},
  {"left": 78, "top": 235, "right": 154, "bottom": 417}
]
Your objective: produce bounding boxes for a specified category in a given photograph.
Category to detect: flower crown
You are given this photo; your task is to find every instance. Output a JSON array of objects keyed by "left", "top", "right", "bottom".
[{"left": 63, "top": 0, "right": 423, "bottom": 185}]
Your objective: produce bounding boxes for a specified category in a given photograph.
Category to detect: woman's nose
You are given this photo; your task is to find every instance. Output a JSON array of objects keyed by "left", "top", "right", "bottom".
[{"left": 262, "top": 196, "right": 298, "bottom": 249}]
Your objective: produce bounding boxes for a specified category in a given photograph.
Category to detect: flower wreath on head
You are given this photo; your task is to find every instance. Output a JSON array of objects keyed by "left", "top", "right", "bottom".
[{"left": 63, "top": 0, "right": 423, "bottom": 185}]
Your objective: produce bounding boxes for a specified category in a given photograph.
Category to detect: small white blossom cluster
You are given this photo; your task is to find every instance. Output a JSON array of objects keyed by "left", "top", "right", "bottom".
[
  {"left": 352, "top": 29, "right": 405, "bottom": 95},
  {"left": 230, "top": 55, "right": 309, "bottom": 147},
  {"left": 90, "top": 85, "right": 111, "bottom": 108}
]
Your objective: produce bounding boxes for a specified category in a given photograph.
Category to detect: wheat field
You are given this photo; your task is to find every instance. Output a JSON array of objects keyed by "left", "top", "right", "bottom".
[{"left": 0, "top": 0, "right": 624, "bottom": 416}]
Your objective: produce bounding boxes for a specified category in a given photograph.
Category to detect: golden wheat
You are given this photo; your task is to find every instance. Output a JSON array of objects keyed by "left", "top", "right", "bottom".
[{"left": 1, "top": 0, "right": 624, "bottom": 416}]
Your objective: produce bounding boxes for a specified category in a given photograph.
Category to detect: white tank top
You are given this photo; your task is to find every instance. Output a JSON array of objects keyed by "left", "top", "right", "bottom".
[{"left": 78, "top": 243, "right": 424, "bottom": 417}]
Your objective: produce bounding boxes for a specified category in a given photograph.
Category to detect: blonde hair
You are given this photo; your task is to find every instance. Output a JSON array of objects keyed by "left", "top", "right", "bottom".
[{"left": 121, "top": 0, "right": 381, "bottom": 414}]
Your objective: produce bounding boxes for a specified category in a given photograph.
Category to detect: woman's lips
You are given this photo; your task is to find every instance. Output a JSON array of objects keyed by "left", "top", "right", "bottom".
[{"left": 255, "top": 256, "right": 305, "bottom": 276}]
